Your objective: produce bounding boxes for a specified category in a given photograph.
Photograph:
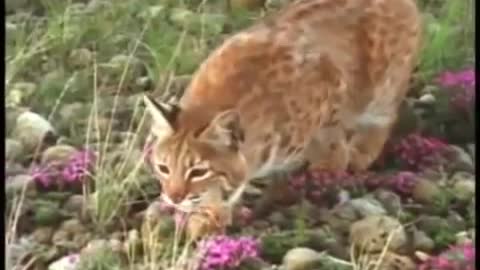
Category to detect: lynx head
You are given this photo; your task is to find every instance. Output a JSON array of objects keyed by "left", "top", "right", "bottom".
[{"left": 143, "top": 95, "right": 248, "bottom": 211}]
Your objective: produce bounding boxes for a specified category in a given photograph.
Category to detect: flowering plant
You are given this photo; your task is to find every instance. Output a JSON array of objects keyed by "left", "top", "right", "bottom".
[
  {"left": 419, "top": 242, "right": 475, "bottom": 270},
  {"left": 30, "top": 149, "right": 96, "bottom": 188},
  {"left": 196, "top": 235, "right": 260, "bottom": 270}
]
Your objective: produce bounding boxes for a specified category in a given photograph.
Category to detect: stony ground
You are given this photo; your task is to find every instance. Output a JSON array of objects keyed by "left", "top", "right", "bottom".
[{"left": 5, "top": 0, "right": 475, "bottom": 270}]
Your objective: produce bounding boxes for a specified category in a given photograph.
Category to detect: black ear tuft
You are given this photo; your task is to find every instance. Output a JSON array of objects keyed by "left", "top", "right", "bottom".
[
  {"left": 143, "top": 94, "right": 182, "bottom": 140},
  {"left": 143, "top": 94, "right": 180, "bottom": 126}
]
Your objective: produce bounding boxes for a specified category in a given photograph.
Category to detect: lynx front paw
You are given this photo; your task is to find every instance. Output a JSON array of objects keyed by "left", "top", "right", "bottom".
[{"left": 186, "top": 206, "right": 229, "bottom": 241}]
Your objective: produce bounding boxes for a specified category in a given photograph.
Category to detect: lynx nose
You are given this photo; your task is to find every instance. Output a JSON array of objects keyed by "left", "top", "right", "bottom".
[{"left": 168, "top": 187, "right": 187, "bottom": 204}]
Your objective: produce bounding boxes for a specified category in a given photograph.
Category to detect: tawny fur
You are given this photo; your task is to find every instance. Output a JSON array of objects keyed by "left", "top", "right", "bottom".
[{"left": 144, "top": 0, "right": 422, "bottom": 237}]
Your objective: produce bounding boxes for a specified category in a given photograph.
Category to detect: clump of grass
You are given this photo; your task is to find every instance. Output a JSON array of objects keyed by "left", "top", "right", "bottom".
[
  {"left": 78, "top": 247, "right": 124, "bottom": 270},
  {"left": 418, "top": 0, "right": 474, "bottom": 82}
]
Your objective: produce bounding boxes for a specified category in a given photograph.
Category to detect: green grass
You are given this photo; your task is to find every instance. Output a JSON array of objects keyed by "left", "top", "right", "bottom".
[{"left": 417, "top": 0, "right": 474, "bottom": 81}]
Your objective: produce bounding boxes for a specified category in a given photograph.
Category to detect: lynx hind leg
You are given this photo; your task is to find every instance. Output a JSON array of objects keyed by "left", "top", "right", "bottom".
[
  {"left": 247, "top": 160, "right": 310, "bottom": 215},
  {"left": 347, "top": 120, "right": 395, "bottom": 172}
]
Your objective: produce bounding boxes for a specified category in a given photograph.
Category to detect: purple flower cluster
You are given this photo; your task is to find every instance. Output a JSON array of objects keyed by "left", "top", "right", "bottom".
[
  {"left": 391, "top": 133, "right": 451, "bottom": 171},
  {"left": 436, "top": 68, "right": 476, "bottom": 112},
  {"left": 436, "top": 69, "right": 475, "bottom": 89},
  {"left": 30, "top": 149, "right": 96, "bottom": 188},
  {"left": 289, "top": 170, "right": 351, "bottom": 190},
  {"left": 196, "top": 235, "right": 260, "bottom": 270},
  {"left": 289, "top": 170, "right": 380, "bottom": 203},
  {"left": 419, "top": 242, "right": 475, "bottom": 270},
  {"left": 386, "top": 171, "right": 418, "bottom": 195},
  {"left": 61, "top": 150, "right": 96, "bottom": 182}
]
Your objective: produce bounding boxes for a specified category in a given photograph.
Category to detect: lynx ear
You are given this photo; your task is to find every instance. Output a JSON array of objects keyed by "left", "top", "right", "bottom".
[
  {"left": 143, "top": 94, "right": 180, "bottom": 141},
  {"left": 198, "top": 109, "right": 244, "bottom": 150}
]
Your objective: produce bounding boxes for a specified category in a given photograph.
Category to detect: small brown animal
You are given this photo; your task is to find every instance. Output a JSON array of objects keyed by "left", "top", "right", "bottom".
[{"left": 144, "top": 0, "right": 422, "bottom": 236}]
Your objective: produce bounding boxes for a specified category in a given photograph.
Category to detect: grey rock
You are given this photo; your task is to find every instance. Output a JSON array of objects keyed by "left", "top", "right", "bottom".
[
  {"left": 5, "top": 162, "right": 26, "bottom": 177},
  {"left": 451, "top": 172, "right": 475, "bottom": 201},
  {"left": 41, "top": 144, "right": 77, "bottom": 165},
  {"left": 135, "top": 76, "right": 152, "bottom": 90},
  {"left": 446, "top": 211, "right": 466, "bottom": 231},
  {"left": 48, "top": 254, "right": 81, "bottom": 270},
  {"left": 6, "top": 174, "right": 36, "bottom": 197},
  {"left": 6, "top": 106, "right": 25, "bottom": 135},
  {"left": 63, "top": 195, "right": 85, "bottom": 217},
  {"left": 6, "top": 82, "right": 36, "bottom": 107},
  {"left": 59, "top": 102, "right": 88, "bottom": 123},
  {"left": 268, "top": 211, "right": 291, "bottom": 229},
  {"left": 418, "top": 93, "right": 436, "bottom": 104},
  {"left": 13, "top": 111, "right": 56, "bottom": 152},
  {"left": 32, "top": 227, "right": 54, "bottom": 245},
  {"left": 420, "top": 85, "right": 439, "bottom": 95},
  {"left": 467, "top": 144, "right": 475, "bottom": 163},
  {"left": 323, "top": 203, "right": 359, "bottom": 235},
  {"left": 412, "top": 229, "right": 435, "bottom": 252},
  {"left": 82, "top": 239, "right": 110, "bottom": 255},
  {"left": 6, "top": 235, "right": 39, "bottom": 269},
  {"left": 411, "top": 178, "right": 442, "bottom": 205},
  {"left": 72, "top": 232, "right": 93, "bottom": 250},
  {"left": 109, "top": 239, "right": 123, "bottom": 253},
  {"left": 350, "top": 215, "right": 407, "bottom": 253},
  {"left": 349, "top": 196, "right": 387, "bottom": 217},
  {"left": 416, "top": 215, "right": 450, "bottom": 235},
  {"left": 374, "top": 189, "right": 403, "bottom": 215},
  {"left": 282, "top": 247, "right": 322, "bottom": 270},
  {"left": 61, "top": 219, "right": 87, "bottom": 235},
  {"left": 455, "top": 231, "right": 473, "bottom": 245},
  {"left": 52, "top": 229, "right": 70, "bottom": 247},
  {"left": 252, "top": 220, "right": 271, "bottom": 230},
  {"left": 6, "top": 139, "right": 25, "bottom": 161},
  {"left": 448, "top": 145, "right": 475, "bottom": 173}
]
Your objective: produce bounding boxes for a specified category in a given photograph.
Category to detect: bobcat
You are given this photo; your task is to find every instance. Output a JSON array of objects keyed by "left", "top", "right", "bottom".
[{"left": 144, "top": 0, "right": 422, "bottom": 238}]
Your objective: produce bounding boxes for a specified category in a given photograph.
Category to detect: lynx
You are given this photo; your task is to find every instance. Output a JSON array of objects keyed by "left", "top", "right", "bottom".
[{"left": 144, "top": 0, "right": 422, "bottom": 238}]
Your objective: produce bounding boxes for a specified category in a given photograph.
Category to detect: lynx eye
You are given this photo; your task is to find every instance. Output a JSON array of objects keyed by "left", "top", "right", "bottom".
[
  {"left": 156, "top": 164, "right": 170, "bottom": 175},
  {"left": 186, "top": 168, "right": 209, "bottom": 181}
]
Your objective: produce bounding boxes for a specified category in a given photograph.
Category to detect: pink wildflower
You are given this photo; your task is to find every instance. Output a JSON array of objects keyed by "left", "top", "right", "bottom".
[
  {"left": 436, "top": 69, "right": 475, "bottom": 89},
  {"left": 419, "top": 243, "right": 475, "bottom": 270},
  {"left": 391, "top": 133, "right": 451, "bottom": 171},
  {"left": 61, "top": 150, "right": 96, "bottom": 182},
  {"left": 436, "top": 68, "right": 476, "bottom": 112},
  {"left": 30, "top": 164, "right": 58, "bottom": 187},
  {"left": 29, "top": 149, "right": 96, "bottom": 188},
  {"left": 388, "top": 171, "right": 418, "bottom": 195},
  {"left": 196, "top": 235, "right": 259, "bottom": 270}
]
